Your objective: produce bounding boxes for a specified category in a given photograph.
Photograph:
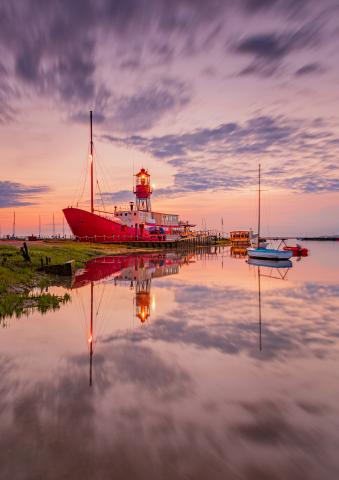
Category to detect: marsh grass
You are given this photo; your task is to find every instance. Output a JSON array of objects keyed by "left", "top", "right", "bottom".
[
  {"left": 0, "top": 292, "right": 71, "bottom": 323},
  {"left": 0, "top": 246, "right": 36, "bottom": 294}
]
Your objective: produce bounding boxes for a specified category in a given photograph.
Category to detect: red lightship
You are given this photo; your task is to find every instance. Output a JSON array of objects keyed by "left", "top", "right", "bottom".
[{"left": 63, "top": 112, "right": 193, "bottom": 242}]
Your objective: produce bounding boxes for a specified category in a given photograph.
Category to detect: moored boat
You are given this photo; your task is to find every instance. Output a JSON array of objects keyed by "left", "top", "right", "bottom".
[
  {"left": 246, "top": 164, "right": 293, "bottom": 261},
  {"left": 247, "top": 248, "right": 293, "bottom": 260},
  {"left": 283, "top": 245, "right": 308, "bottom": 256}
]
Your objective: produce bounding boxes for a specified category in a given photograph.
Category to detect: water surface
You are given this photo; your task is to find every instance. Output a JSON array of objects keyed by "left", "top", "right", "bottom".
[{"left": 1, "top": 243, "right": 339, "bottom": 479}]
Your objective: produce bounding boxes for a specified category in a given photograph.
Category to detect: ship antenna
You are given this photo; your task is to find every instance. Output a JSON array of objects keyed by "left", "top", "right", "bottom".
[{"left": 90, "top": 111, "right": 94, "bottom": 213}]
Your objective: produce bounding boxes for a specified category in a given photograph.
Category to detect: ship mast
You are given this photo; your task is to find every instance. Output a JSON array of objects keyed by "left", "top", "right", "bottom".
[
  {"left": 257, "top": 163, "right": 261, "bottom": 249},
  {"left": 90, "top": 111, "right": 94, "bottom": 213}
]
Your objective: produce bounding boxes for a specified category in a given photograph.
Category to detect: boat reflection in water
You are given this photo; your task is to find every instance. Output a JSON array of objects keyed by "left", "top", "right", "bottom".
[
  {"left": 72, "top": 253, "right": 194, "bottom": 385},
  {"left": 247, "top": 257, "right": 292, "bottom": 270},
  {"left": 247, "top": 257, "right": 293, "bottom": 351},
  {"left": 230, "top": 246, "right": 248, "bottom": 258}
]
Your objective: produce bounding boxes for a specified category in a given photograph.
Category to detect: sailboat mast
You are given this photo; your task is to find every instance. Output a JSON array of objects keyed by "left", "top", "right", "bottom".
[
  {"left": 90, "top": 110, "right": 94, "bottom": 214},
  {"left": 257, "top": 163, "right": 261, "bottom": 249}
]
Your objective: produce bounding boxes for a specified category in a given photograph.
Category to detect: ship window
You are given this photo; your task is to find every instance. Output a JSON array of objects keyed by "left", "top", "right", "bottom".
[
  {"left": 125, "top": 213, "right": 128, "bottom": 216},
  {"left": 134, "top": 213, "right": 136, "bottom": 216}
]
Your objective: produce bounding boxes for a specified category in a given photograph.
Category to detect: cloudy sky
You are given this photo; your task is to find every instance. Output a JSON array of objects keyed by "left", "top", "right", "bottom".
[{"left": 1, "top": 0, "right": 339, "bottom": 236}]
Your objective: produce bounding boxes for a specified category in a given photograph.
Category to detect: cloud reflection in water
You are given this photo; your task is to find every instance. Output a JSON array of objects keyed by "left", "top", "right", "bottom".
[{"left": 1, "top": 247, "right": 339, "bottom": 479}]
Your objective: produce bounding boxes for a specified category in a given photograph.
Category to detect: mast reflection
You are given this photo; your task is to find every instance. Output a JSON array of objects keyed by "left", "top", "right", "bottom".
[
  {"left": 258, "top": 266, "right": 262, "bottom": 352},
  {"left": 247, "top": 258, "right": 293, "bottom": 352},
  {"left": 89, "top": 281, "right": 93, "bottom": 387},
  {"left": 72, "top": 253, "right": 194, "bottom": 386}
]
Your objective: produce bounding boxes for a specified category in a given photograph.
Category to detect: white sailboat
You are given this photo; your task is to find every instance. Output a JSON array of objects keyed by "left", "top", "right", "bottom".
[{"left": 247, "top": 164, "right": 293, "bottom": 261}]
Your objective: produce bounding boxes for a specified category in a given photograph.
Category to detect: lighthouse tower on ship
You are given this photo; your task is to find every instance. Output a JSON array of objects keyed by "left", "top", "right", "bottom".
[{"left": 134, "top": 168, "right": 152, "bottom": 212}]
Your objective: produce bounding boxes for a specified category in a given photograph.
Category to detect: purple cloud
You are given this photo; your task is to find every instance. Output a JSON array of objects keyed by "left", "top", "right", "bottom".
[
  {"left": 0, "top": 181, "right": 51, "bottom": 208},
  {"left": 102, "top": 115, "right": 339, "bottom": 195}
]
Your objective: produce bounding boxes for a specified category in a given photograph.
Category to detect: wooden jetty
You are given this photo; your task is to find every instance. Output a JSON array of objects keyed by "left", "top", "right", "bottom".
[{"left": 119, "top": 233, "right": 218, "bottom": 249}]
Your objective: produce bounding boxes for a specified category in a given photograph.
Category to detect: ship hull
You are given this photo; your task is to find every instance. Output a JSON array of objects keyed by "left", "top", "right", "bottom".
[{"left": 63, "top": 207, "right": 165, "bottom": 242}]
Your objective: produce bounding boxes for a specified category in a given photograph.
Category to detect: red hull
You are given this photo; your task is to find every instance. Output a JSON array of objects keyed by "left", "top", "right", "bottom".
[
  {"left": 63, "top": 207, "right": 165, "bottom": 242},
  {"left": 72, "top": 253, "right": 181, "bottom": 287},
  {"left": 72, "top": 255, "right": 132, "bottom": 287}
]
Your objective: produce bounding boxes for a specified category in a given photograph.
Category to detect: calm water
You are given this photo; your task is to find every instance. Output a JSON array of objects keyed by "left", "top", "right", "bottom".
[{"left": 1, "top": 243, "right": 339, "bottom": 479}]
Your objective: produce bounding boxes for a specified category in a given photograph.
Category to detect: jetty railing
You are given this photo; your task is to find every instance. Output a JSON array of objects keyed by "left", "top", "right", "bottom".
[{"left": 74, "top": 232, "right": 219, "bottom": 248}]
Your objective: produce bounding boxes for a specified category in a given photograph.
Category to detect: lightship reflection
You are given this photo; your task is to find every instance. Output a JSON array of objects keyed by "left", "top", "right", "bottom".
[{"left": 72, "top": 253, "right": 194, "bottom": 385}]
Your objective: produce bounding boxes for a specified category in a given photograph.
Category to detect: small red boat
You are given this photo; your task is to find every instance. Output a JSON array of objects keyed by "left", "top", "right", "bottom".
[{"left": 283, "top": 245, "right": 308, "bottom": 257}]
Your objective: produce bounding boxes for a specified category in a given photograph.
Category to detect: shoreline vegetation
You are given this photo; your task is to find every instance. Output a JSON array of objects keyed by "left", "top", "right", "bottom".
[{"left": 0, "top": 240, "right": 162, "bottom": 321}]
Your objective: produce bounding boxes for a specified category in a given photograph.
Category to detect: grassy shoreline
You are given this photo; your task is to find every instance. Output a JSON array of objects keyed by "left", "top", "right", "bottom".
[
  {"left": 0, "top": 241, "right": 160, "bottom": 320},
  {"left": 0, "top": 240, "right": 161, "bottom": 294}
]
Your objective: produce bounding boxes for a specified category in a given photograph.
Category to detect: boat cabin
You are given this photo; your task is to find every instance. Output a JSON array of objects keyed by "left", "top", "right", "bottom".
[{"left": 230, "top": 230, "right": 252, "bottom": 245}]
